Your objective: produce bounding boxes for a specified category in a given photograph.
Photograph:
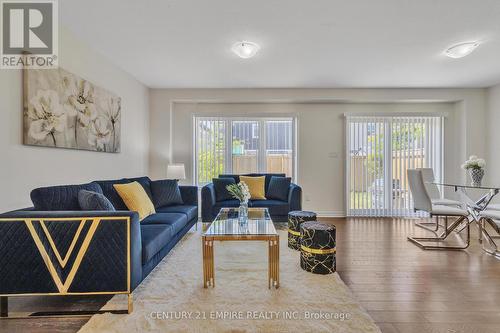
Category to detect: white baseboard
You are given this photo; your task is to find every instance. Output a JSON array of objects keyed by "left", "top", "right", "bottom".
[{"left": 315, "top": 211, "right": 346, "bottom": 218}]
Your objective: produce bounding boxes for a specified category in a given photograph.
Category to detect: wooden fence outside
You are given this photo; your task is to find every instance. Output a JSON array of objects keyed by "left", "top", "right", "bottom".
[
  {"left": 350, "top": 152, "right": 424, "bottom": 192},
  {"left": 233, "top": 154, "right": 292, "bottom": 176}
]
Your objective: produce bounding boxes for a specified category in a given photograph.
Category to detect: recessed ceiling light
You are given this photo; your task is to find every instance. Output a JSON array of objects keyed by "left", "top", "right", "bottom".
[
  {"left": 231, "top": 41, "right": 260, "bottom": 59},
  {"left": 445, "top": 41, "right": 480, "bottom": 59}
]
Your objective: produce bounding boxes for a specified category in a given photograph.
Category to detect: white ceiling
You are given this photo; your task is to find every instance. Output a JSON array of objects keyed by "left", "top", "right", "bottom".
[{"left": 60, "top": 0, "right": 500, "bottom": 88}]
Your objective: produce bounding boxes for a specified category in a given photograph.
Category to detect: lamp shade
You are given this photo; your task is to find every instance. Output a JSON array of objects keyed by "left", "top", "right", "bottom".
[{"left": 166, "top": 163, "right": 186, "bottom": 180}]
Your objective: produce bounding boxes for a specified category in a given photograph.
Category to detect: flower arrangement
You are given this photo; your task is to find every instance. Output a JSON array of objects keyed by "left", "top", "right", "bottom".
[
  {"left": 461, "top": 155, "right": 486, "bottom": 170},
  {"left": 226, "top": 181, "right": 251, "bottom": 203},
  {"left": 462, "top": 155, "right": 486, "bottom": 186}
]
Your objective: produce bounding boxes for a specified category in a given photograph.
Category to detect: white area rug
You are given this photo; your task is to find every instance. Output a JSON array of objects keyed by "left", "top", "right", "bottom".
[{"left": 79, "top": 229, "right": 380, "bottom": 333}]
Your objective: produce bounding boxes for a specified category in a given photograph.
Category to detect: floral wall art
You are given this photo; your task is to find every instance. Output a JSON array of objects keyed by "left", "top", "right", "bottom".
[{"left": 23, "top": 68, "right": 121, "bottom": 152}]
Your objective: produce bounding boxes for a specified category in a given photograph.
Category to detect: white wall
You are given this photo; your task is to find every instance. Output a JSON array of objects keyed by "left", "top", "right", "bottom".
[
  {"left": 0, "top": 27, "right": 150, "bottom": 211},
  {"left": 149, "top": 88, "right": 486, "bottom": 216},
  {"left": 487, "top": 84, "right": 500, "bottom": 186}
]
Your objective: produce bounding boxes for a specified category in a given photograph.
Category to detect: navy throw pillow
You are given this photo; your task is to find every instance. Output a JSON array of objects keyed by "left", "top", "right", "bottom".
[
  {"left": 78, "top": 190, "right": 116, "bottom": 211},
  {"left": 95, "top": 177, "right": 153, "bottom": 210},
  {"left": 150, "top": 179, "right": 184, "bottom": 208},
  {"left": 266, "top": 176, "right": 291, "bottom": 201},
  {"left": 213, "top": 178, "right": 236, "bottom": 202},
  {"left": 31, "top": 182, "right": 103, "bottom": 211}
]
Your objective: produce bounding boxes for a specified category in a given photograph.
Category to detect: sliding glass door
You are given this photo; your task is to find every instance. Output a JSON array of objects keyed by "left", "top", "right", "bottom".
[
  {"left": 346, "top": 115, "right": 443, "bottom": 217},
  {"left": 195, "top": 117, "right": 295, "bottom": 185}
]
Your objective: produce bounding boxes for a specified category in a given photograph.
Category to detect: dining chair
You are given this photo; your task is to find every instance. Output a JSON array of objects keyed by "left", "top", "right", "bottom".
[
  {"left": 483, "top": 203, "right": 500, "bottom": 211},
  {"left": 478, "top": 210, "right": 500, "bottom": 257},
  {"left": 415, "top": 168, "right": 463, "bottom": 232},
  {"left": 418, "top": 168, "right": 463, "bottom": 207},
  {"left": 407, "top": 169, "right": 470, "bottom": 250}
]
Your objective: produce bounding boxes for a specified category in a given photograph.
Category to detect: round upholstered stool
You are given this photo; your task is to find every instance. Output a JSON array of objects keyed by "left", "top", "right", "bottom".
[
  {"left": 288, "top": 211, "right": 317, "bottom": 250},
  {"left": 300, "top": 221, "right": 336, "bottom": 274}
]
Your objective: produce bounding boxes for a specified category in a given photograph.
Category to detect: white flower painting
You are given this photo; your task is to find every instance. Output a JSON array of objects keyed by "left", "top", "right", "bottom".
[{"left": 23, "top": 68, "right": 121, "bottom": 152}]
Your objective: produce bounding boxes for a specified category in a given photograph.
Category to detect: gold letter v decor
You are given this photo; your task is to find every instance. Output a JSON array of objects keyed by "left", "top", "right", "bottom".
[{"left": 24, "top": 218, "right": 101, "bottom": 294}]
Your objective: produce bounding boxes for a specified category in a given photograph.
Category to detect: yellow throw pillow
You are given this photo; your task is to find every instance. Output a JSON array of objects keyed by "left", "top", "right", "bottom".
[
  {"left": 113, "top": 182, "right": 155, "bottom": 220},
  {"left": 240, "top": 176, "right": 266, "bottom": 200}
]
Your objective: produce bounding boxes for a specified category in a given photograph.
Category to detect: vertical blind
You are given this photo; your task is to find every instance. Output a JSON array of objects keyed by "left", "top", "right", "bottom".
[
  {"left": 195, "top": 118, "right": 227, "bottom": 185},
  {"left": 195, "top": 117, "right": 295, "bottom": 185},
  {"left": 345, "top": 115, "right": 444, "bottom": 217}
]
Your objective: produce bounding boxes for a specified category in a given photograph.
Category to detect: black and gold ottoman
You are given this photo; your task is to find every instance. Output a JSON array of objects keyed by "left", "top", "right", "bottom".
[
  {"left": 300, "top": 221, "right": 336, "bottom": 274},
  {"left": 288, "top": 211, "right": 317, "bottom": 250}
]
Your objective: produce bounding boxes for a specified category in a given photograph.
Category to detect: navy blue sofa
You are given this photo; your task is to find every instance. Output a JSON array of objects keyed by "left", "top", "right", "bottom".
[
  {"left": 201, "top": 173, "right": 302, "bottom": 222},
  {"left": 0, "top": 176, "right": 197, "bottom": 313}
]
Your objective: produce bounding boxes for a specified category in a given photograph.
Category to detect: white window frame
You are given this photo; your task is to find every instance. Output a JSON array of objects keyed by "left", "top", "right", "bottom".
[{"left": 194, "top": 116, "right": 297, "bottom": 185}]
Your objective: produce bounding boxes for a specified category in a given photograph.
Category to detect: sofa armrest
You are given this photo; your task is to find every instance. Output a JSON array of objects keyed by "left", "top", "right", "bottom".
[
  {"left": 179, "top": 185, "right": 198, "bottom": 206},
  {"left": 288, "top": 183, "right": 302, "bottom": 211},
  {"left": 201, "top": 183, "right": 216, "bottom": 222},
  {"left": 0, "top": 210, "right": 143, "bottom": 293}
]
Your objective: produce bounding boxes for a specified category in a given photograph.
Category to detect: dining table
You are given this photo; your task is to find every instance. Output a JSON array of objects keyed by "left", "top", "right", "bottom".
[{"left": 431, "top": 181, "right": 500, "bottom": 244}]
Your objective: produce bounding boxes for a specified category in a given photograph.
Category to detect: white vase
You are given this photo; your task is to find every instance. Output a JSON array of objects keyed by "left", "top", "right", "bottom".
[{"left": 469, "top": 168, "right": 484, "bottom": 186}]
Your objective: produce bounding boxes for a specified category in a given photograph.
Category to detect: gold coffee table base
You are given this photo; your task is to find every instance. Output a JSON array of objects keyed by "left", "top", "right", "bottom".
[{"left": 202, "top": 234, "right": 280, "bottom": 289}]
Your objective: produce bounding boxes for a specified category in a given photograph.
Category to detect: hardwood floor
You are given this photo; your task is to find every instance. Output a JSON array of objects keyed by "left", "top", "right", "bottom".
[
  {"left": 2, "top": 217, "right": 500, "bottom": 333},
  {"left": 323, "top": 217, "right": 500, "bottom": 333}
]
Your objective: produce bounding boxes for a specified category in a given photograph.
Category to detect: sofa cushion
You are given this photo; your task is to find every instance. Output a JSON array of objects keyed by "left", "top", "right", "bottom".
[
  {"left": 141, "top": 213, "right": 188, "bottom": 235},
  {"left": 240, "top": 176, "right": 266, "bottom": 200},
  {"left": 250, "top": 199, "right": 290, "bottom": 216},
  {"left": 95, "top": 179, "right": 129, "bottom": 210},
  {"left": 150, "top": 179, "right": 183, "bottom": 208},
  {"left": 247, "top": 173, "right": 285, "bottom": 193},
  {"left": 266, "top": 176, "right": 291, "bottom": 201},
  {"left": 96, "top": 177, "right": 152, "bottom": 210},
  {"left": 219, "top": 174, "right": 240, "bottom": 183},
  {"left": 78, "top": 190, "right": 115, "bottom": 211},
  {"left": 219, "top": 173, "right": 285, "bottom": 193},
  {"left": 212, "top": 199, "right": 242, "bottom": 217},
  {"left": 31, "top": 182, "right": 103, "bottom": 211},
  {"left": 113, "top": 182, "right": 156, "bottom": 221},
  {"left": 213, "top": 178, "right": 236, "bottom": 202},
  {"left": 141, "top": 225, "right": 174, "bottom": 263},
  {"left": 156, "top": 205, "right": 198, "bottom": 222}
]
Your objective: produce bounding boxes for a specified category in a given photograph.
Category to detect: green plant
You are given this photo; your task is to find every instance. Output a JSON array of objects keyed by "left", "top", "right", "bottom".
[
  {"left": 391, "top": 123, "right": 423, "bottom": 150},
  {"left": 197, "top": 122, "right": 226, "bottom": 183},
  {"left": 226, "top": 182, "right": 250, "bottom": 203},
  {"left": 366, "top": 133, "right": 385, "bottom": 178},
  {"left": 365, "top": 123, "right": 424, "bottom": 178}
]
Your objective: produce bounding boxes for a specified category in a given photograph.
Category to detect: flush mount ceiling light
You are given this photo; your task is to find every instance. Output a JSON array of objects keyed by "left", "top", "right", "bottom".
[
  {"left": 445, "top": 41, "right": 480, "bottom": 58},
  {"left": 231, "top": 41, "right": 260, "bottom": 59}
]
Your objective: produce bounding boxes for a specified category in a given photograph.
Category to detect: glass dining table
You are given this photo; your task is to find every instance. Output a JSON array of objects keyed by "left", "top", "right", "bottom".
[{"left": 431, "top": 181, "right": 500, "bottom": 243}]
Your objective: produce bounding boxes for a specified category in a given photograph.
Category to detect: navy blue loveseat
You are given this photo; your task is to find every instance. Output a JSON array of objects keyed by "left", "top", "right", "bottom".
[
  {"left": 201, "top": 173, "right": 302, "bottom": 222},
  {"left": 0, "top": 176, "right": 197, "bottom": 315}
]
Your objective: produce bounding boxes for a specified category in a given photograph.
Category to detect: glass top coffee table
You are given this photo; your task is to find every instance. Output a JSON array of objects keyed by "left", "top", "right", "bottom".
[{"left": 202, "top": 207, "right": 279, "bottom": 289}]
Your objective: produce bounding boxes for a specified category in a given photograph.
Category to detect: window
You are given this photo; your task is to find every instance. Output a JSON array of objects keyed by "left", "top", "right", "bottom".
[
  {"left": 251, "top": 123, "right": 259, "bottom": 139},
  {"left": 232, "top": 121, "right": 259, "bottom": 174},
  {"left": 195, "top": 117, "right": 296, "bottom": 185},
  {"left": 346, "top": 115, "right": 444, "bottom": 217},
  {"left": 195, "top": 119, "right": 226, "bottom": 185}
]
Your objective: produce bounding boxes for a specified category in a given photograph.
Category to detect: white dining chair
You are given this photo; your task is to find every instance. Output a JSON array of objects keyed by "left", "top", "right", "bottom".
[
  {"left": 414, "top": 168, "right": 463, "bottom": 232},
  {"left": 478, "top": 210, "right": 500, "bottom": 257},
  {"left": 419, "top": 168, "right": 463, "bottom": 207},
  {"left": 483, "top": 203, "right": 500, "bottom": 211},
  {"left": 407, "top": 169, "right": 470, "bottom": 250}
]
